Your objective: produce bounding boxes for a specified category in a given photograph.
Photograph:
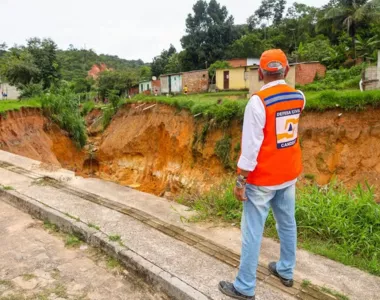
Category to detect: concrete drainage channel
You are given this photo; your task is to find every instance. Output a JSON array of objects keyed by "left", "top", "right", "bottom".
[{"left": 0, "top": 160, "right": 344, "bottom": 300}]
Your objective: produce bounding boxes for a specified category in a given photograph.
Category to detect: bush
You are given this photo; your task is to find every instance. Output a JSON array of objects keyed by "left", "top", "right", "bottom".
[
  {"left": 41, "top": 88, "right": 87, "bottom": 148},
  {"left": 81, "top": 101, "right": 95, "bottom": 116},
  {"left": 302, "top": 64, "right": 365, "bottom": 91},
  {"left": 18, "top": 82, "right": 44, "bottom": 99}
]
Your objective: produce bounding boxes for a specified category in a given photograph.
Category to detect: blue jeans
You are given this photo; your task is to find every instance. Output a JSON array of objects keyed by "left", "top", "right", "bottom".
[{"left": 233, "top": 184, "right": 297, "bottom": 296}]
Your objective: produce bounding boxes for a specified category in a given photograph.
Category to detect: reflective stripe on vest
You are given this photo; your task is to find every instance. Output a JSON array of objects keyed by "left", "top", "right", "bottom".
[{"left": 247, "top": 84, "right": 304, "bottom": 186}]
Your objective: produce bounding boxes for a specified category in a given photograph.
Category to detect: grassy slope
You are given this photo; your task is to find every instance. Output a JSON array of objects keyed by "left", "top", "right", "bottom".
[
  {"left": 129, "top": 89, "right": 380, "bottom": 124},
  {"left": 0, "top": 99, "right": 41, "bottom": 113}
]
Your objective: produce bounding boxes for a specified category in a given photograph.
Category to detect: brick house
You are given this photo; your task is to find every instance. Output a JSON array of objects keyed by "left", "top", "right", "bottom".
[
  {"left": 294, "top": 62, "right": 326, "bottom": 85},
  {"left": 182, "top": 70, "right": 209, "bottom": 93}
]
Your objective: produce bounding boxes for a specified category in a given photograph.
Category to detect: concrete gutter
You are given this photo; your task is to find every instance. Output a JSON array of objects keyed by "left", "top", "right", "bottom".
[{"left": 0, "top": 190, "right": 209, "bottom": 300}]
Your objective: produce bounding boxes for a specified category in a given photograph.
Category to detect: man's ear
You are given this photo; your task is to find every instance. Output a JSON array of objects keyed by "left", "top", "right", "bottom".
[
  {"left": 284, "top": 65, "right": 290, "bottom": 78},
  {"left": 259, "top": 68, "right": 264, "bottom": 80}
]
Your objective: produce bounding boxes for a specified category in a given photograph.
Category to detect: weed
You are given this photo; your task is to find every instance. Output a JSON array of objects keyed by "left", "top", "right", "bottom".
[
  {"left": 81, "top": 101, "right": 95, "bottom": 116},
  {"left": 22, "top": 274, "right": 36, "bottom": 281},
  {"left": 1, "top": 185, "right": 14, "bottom": 190},
  {"left": 0, "top": 279, "right": 14, "bottom": 288},
  {"left": 304, "top": 174, "right": 316, "bottom": 181},
  {"left": 215, "top": 135, "right": 233, "bottom": 169},
  {"left": 109, "top": 234, "right": 121, "bottom": 242},
  {"left": 65, "top": 234, "right": 81, "bottom": 248},
  {"left": 64, "top": 212, "right": 80, "bottom": 222},
  {"left": 88, "top": 223, "right": 100, "bottom": 231},
  {"left": 106, "top": 257, "right": 121, "bottom": 269},
  {"left": 184, "top": 179, "right": 242, "bottom": 223},
  {"left": 301, "top": 279, "right": 311, "bottom": 288},
  {"left": 43, "top": 220, "right": 59, "bottom": 232},
  {"left": 321, "top": 286, "right": 350, "bottom": 300},
  {"left": 53, "top": 283, "right": 68, "bottom": 298}
]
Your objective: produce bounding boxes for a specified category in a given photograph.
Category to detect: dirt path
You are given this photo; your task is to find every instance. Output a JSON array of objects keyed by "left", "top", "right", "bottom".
[{"left": 0, "top": 200, "right": 167, "bottom": 300}]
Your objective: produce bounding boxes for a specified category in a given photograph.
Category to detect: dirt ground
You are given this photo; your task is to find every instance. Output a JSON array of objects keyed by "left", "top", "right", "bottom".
[{"left": 0, "top": 200, "right": 168, "bottom": 300}]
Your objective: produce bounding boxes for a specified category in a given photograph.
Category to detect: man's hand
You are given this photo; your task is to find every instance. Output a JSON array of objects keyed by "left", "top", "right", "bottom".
[{"left": 234, "top": 186, "right": 247, "bottom": 202}]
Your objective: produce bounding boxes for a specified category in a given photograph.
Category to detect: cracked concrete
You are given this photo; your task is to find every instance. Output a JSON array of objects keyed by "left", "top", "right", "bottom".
[{"left": 0, "top": 200, "right": 167, "bottom": 300}]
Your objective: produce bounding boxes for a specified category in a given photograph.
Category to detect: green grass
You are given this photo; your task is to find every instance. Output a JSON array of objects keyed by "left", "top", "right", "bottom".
[
  {"left": 43, "top": 220, "right": 59, "bottom": 232},
  {"left": 88, "top": 223, "right": 100, "bottom": 230},
  {"left": 301, "top": 279, "right": 311, "bottom": 288},
  {"left": 0, "top": 99, "right": 41, "bottom": 113},
  {"left": 128, "top": 90, "right": 380, "bottom": 127},
  {"left": 109, "top": 234, "right": 121, "bottom": 242},
  {"left": 1, "top": 185, "right": 14, "bottom": 190},
  {"left": 22, "top": 274, "right": 36, "bottom": 281},
  {"left": 306, "top": 90, "right": 380, "bottom": 111},
  {"left": 106, "top": 257, "right": 121, "bottom": 269},
  {"left": 182, "top": 180, "right": 380, "bottom": 276},
  {"left": 64, "top": 212, "right": 80, "bottom": 221},
  {"left": 321, "top": 286, "right": 350, "bottom": 300},
  {"left": 65, "top": 234, "right": 81, "bottom": 248}
]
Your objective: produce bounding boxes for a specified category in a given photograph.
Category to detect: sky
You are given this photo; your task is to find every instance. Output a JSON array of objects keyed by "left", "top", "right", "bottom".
[{"left": 1, "top": 0, "right": 330, "bottom": 62}]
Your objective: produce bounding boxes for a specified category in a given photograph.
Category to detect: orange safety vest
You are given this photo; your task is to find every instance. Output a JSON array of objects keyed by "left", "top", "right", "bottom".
[{"left": 246, "top": 84, "right": 304, "bottom": 186}]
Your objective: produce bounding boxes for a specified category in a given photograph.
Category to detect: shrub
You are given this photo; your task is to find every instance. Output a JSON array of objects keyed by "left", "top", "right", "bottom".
[
  {"left": 302, "top": 64, "right": 365, "bottom": 91},
  {"left": 41, "top": 88, "right": 87, "bottom": 148},
  {"left": 81, "top": 101, "right": 95, "bottom": 116}
]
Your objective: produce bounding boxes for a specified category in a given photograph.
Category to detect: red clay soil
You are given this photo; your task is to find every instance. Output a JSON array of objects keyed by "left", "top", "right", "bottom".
[
  {"left": 0, "top": 108, "right": 84, "bottom": 170},
  {"left": 1, "top": 105, "right": 380, "bottom": 199}
]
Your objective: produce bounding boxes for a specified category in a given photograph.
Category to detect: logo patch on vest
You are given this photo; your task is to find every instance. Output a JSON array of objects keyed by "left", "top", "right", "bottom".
[{"left": 276, "top": 108, "right": 301, "bottom": 149}]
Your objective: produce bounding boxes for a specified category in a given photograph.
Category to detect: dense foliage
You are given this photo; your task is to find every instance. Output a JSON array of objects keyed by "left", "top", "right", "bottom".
[
  {"left": 41, "top": 88, "right": 87, "bottom": 148},
  {"left": 151, "top": 0, "right": 380, "bottom": 75}
]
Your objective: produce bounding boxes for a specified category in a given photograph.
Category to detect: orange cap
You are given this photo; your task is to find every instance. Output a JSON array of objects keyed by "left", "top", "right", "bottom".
[{"left": 260, "top": 49, "right": 288, "bottom": 73}]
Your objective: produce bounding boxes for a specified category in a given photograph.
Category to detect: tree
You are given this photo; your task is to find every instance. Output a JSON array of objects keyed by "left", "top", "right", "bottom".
[
  {"left": 139, "top": 65, "right": 152, "bottom": 80},
  {"left": 151, "top": 45, "right": 177, "bottom": 77},
  {"left": 322, "top": 0, "right": 380, "bottom": 58},
  {"left": 292, "top": 37, "right": 332, "bottom": 62},
  {"left": 227, "top": 33, "right": 273, "bottom": 58},
  {"left": 208, "top": 60, "right": 231, "bottom": 83},
  {"left": 356, "top": 34, "right": 380, "bottom": 60},
  {"left": 0, "top": 48, "right": 40, "bottom": 87},
  {"left": 165, "top": 53, "right": 182, "bottom": 73},
  {"left": 26, "top": 38, "right": 61, "bottom": 89},
  {"left": 97, "top": 70, "right": 138, "bottom": 99},
  {"left": 181, "top": 0, "right": 239, "bottom": 70}
]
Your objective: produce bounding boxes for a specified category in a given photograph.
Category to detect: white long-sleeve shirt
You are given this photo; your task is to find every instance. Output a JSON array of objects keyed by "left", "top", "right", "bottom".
[{"left": 237, "top": 80, "right": 306, "bottom": 190}]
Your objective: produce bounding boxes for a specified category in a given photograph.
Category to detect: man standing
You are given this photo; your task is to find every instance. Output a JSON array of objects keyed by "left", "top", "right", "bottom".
[{"left": 219, "top": 49, "right": 305, "bottom": 300}]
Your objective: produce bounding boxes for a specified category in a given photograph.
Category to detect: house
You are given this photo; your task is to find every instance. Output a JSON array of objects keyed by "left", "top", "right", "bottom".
[
  {"left": 138, "top": 79, "right": 161, "bottom": 94},
  {"left": 128, "top": 85, "right": 139, "bottom": 97},
  {"left": 248, "top": 62, "right": 327, "bottom": 94},
  {"left": 182, "top": 70, "right": 209, "bottom": 93},
  {"left": 160, "top": 73, "right": 182, "bottom": 94},
  {"left": 139, "top": 80, "right": 152, "bottom": 94},
  {"left": 215, "top": 58, "right": 260, "bottom": 91}
]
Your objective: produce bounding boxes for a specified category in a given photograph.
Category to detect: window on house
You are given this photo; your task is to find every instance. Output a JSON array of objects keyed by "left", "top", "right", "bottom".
[{"left": 141, "top": 84, "right": 143, "bottom": 90}]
